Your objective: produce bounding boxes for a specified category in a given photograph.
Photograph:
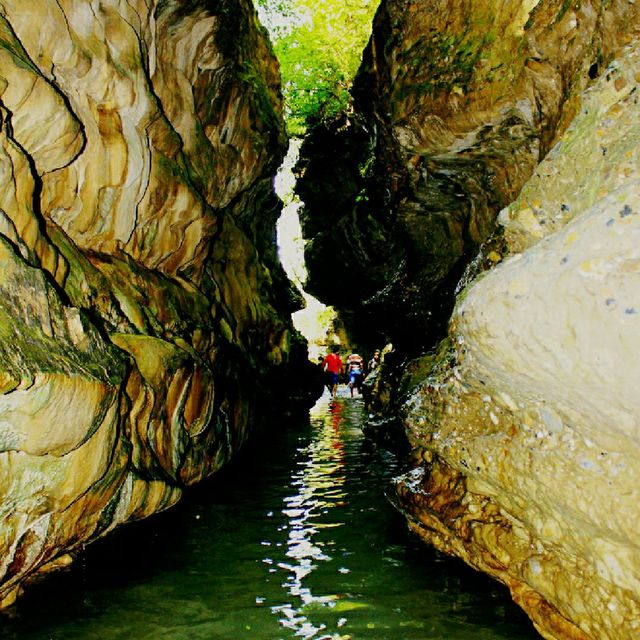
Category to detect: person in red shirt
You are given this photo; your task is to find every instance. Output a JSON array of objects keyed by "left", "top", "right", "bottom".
[{"left": 322, "top": 346, "right": 343, "bottom": 397}]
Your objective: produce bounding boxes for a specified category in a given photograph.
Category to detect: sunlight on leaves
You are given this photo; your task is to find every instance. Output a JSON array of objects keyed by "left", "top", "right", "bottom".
[{"left": 256, "top": 0, "right": 379, "bottom": 135}]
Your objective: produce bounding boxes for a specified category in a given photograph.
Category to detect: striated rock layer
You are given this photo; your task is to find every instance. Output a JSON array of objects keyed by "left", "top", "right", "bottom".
[
  {"left": 395, "top": 41, "right": 640, "bottom": 640},
  {"left": 0, "top": 0, "right": 308, "bottom": 606},
  {"left": 296, "top": 0, "right": 640, "bottom": 350}
]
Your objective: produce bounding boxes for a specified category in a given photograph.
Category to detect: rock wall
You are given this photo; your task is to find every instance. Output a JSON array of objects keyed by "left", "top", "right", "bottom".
[
  {"left": 296, "top": 1, "right": 640, "bottom": 638},
  {"left": 0, "top": 0, "right": 307, "bottom": 606},
  {"left": 394, "top": 30, "right": 640, "bottom": 640},
  {"left": 296, "top": 0, "right": 640, "bottom": 351}
]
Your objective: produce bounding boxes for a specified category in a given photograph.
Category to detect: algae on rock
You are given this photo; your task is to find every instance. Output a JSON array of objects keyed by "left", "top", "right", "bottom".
[
  {"left": 296, "top": 0, "right": 640, "bottom": 351},
  {"left": 0, "top": 0, "right": 310, "bottom": 607},
  {"left": 396, "top": 42, "right": 640, "bottom": 640}
]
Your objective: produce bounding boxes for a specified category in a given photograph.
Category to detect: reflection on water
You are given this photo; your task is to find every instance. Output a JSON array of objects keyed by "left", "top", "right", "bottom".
[
  {"left": 1, "top": 389, "right": 540, "bottom": 640},
  {"left": 273, "top": 400, "right": 347, "bottom": 638}
]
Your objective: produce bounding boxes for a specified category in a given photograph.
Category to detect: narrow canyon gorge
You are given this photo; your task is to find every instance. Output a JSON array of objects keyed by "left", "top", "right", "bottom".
[
  {"left": 297, "top": 1, "right": 640, "bottom": 638},
  {"left": 0, "top": 2, "right": 639, "bottom": 640}
]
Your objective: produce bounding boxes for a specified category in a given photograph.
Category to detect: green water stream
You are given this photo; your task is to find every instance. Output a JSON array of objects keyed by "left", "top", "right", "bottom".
[{"left": 2, "top": 390, "right": 540, "bottom": 640}]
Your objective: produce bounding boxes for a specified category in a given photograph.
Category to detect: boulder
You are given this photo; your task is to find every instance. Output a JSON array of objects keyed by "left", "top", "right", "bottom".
[{"left": 396, "top": 42, "right": 640, "bottom": 640}]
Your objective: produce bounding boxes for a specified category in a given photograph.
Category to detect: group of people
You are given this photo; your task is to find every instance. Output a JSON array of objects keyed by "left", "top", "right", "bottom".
[{"left": 320, "top": 346, "right": 381, "bottom": 398}]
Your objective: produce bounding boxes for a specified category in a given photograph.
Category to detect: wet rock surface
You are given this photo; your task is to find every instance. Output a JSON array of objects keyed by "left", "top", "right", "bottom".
[
  {"left": 0, "top": 0, "right": 312, "bottom": 607},
  {"left": 296, "top": 0, "right": 640, "bottom": 351},
  {"left": 395, "top": 41, "right": 640, "bottom": 640},
  {"left": 297, "top": 1, "right": 640, "bottom": 638}
]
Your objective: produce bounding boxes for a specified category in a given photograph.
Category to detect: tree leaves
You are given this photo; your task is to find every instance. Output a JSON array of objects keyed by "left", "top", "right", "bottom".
[{"left": 257, "top": 0, "right": 379, "bottom": 136}]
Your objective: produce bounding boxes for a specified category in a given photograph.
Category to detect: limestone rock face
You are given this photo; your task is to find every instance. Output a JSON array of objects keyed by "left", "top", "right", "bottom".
[
  {"left": 0, "top": 0, "right": 305, "bottom": 606},
  {"left": 296, "top": 0, "right": 640, "bottom": 349},
  {"left": 396, "top": 43, "right": 640, "bottom": 640}
]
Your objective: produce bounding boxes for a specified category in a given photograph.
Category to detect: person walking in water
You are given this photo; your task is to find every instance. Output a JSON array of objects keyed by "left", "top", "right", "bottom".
[
  {"left": 322, "top": 346, "right": 343, "bottom": 397},
  {"left": 368, "top": 349, "right": 381, "bottom": 372},
  {"left": 316, "top": 354, "right": 331, "bottom": 395},
  {"left": 346, "top": 352, "right": 364, "bottom": 397}
]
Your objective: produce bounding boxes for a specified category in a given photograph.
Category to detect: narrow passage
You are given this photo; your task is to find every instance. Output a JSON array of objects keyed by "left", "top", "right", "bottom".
[{"left": 3, "top": 390, "right": 538, "bottom": 640}]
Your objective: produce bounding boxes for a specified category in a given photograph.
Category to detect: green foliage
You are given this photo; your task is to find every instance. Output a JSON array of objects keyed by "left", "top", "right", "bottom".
[{"left": 257, "top": 0, "right": 379, "bottom": 136}]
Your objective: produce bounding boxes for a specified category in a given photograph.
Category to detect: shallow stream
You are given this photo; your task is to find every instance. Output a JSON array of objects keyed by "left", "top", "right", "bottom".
[{"left": 2, "top": 389, "right": 540, "bottom": 640}]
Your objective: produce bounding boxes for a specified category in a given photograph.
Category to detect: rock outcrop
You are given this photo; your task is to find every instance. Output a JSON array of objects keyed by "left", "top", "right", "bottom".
[
  {"left": 297, "top": 1, "right": 640, "bottom": 638},
  {"left": 395, "top": 31, "right": 640, "bottom": 640},
  {"left": 296, "top": 0, "right": 640, "bottom": 351},
  {"left": 0, "top": 0, "right": 307, "bottom": 607}
]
